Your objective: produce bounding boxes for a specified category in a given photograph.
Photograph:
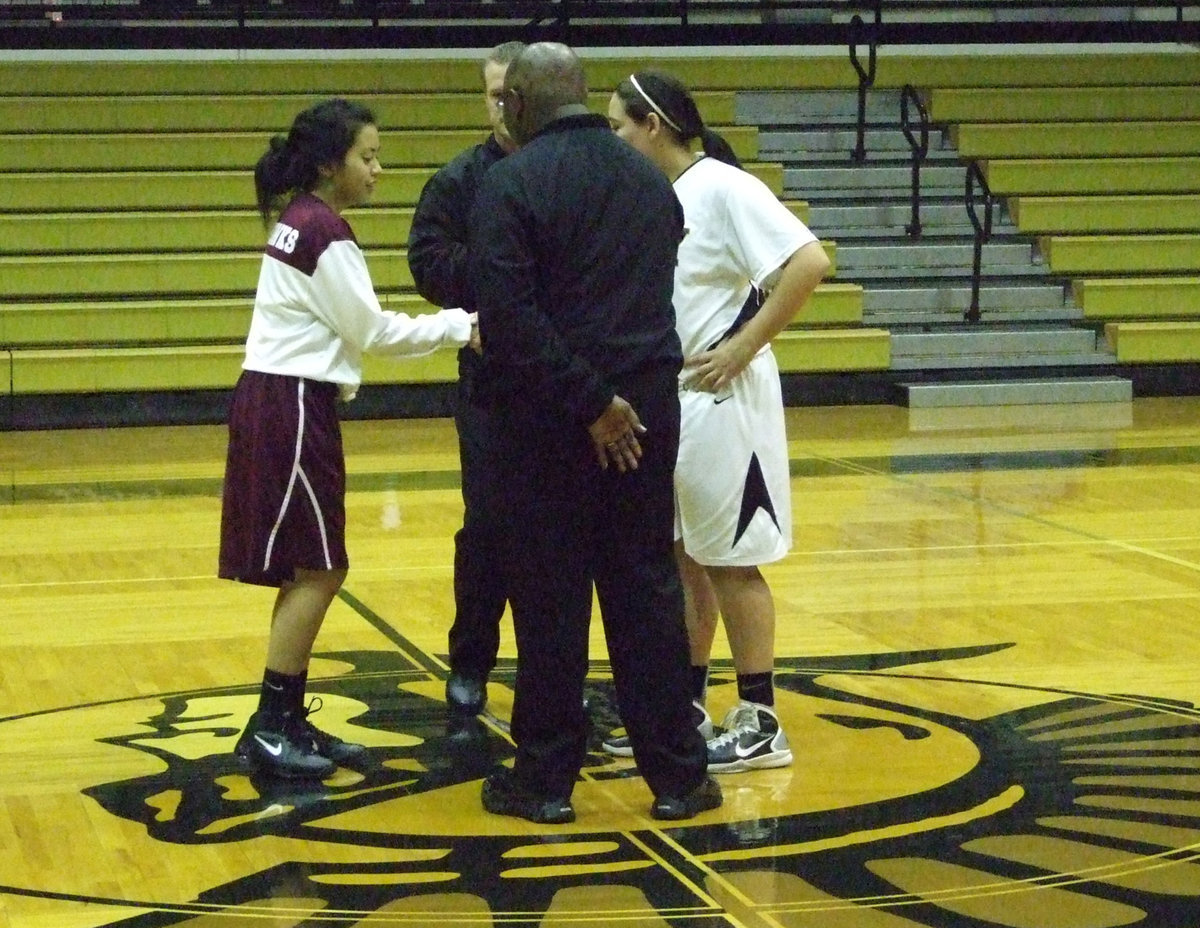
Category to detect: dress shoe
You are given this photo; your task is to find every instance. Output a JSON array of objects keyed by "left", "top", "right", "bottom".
[
  {"left": 651, "top": 774, "right": 723, "bottom": 821},
  {"left": 481, "top": 768, "right": 575, "bottom": 824},
  {"left": 445, "top": 673, "right": 486, "bottom": 714}
]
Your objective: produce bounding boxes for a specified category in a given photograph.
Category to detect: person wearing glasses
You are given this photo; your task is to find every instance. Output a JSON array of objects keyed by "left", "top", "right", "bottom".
[
  {"left": 605, "top": 70, "right": 830, "bottom": 773},
  {"left": 467, "top": 43, "right": 721, "bottom": 824},
  {"left": 407, "top": 41, "right": 526, "bottom": 717}
]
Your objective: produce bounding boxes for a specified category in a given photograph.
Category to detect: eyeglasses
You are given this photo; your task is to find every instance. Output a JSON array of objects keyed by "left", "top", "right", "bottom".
[{"left": 497, "top": 87, "right": 523, "bottom": 110}]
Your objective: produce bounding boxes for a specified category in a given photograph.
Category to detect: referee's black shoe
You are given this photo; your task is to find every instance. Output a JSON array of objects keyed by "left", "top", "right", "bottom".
[
  {"left": 481, "top": 767, "right": 575, "bottom": 824},
  {"left": 235, "top": 711, "right": 336, "bottom": 780},
  {"left": 446, "top": 673, "right": 487, "bottom": 714},
  {"left": 651, "top": 775, "right": 723, "bottom": 821}
]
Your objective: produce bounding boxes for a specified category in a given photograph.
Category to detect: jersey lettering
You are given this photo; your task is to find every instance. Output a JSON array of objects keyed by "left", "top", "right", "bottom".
[{"left": 268, "top": 222, "right": 300, "bottom": 254}]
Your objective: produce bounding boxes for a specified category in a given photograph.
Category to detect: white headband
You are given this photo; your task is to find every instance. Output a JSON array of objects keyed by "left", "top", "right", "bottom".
[{"left": 629, "top": 74, "right": 682, "bottom": 134}]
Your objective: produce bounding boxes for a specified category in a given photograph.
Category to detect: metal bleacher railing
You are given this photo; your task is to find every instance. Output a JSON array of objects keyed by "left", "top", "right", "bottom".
[
  {"left": 898, "top": 83, "right": 928, "bottom": 240},
  {"left": 0, "top": 0, "right": 1197, "bottom": 48},
  {"left": 964, "top": 161, "right": 996, "bottom": 325}
]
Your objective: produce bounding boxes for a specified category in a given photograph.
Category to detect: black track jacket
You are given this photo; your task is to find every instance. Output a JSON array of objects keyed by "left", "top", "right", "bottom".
[
  {"left": 407, "top": 134, "right": 507, "bottom": 389},
  {"left": 468, "top": 113, "right": 684, "bottom": 430}
]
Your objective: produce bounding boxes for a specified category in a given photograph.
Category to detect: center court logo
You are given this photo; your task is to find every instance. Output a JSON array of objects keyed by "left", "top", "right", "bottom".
[{"left": 12, "top": 646, "right": 1200, "bottom": 927}]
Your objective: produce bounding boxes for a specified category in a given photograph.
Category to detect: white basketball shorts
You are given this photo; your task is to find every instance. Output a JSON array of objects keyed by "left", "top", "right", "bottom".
[{"left": 674, "top": 348, "right": 792, "bottom": 567}]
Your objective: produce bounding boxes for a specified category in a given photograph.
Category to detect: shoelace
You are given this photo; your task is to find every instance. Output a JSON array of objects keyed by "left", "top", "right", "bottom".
[
  {"left": 707, "top": 728, "right": 742, "bottom": 749},
  {"left": 708, "top": 707, "right": 760, "bottom": 747},
  {"left": 296, "top": 696, "right": 328, "bottom": 749}
]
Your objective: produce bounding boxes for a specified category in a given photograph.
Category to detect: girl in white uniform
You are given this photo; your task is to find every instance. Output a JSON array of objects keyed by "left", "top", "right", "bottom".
[{"left": 608, "top": 72, "right": 830, "bottom": 772}]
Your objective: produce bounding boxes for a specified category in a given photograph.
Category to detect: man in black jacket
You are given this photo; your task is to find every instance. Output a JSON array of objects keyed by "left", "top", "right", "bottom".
[
  {"left": 407, "top": 41, "right": 525, "bottom": 716},
  {"left": 469, "top": 42, "right": 722, "bottom": 824}
]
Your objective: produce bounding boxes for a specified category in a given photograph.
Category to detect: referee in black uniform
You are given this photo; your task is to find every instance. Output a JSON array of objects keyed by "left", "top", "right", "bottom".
[
  {"left": 469, "top": 42, "right": 722, "bottom": 824},
  {"left": 407, "top": 41, "right": 525, "bottom": 715}
]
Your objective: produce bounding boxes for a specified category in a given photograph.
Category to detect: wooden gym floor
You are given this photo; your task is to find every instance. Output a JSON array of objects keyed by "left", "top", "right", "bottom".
[{"left": 3, "top": 397, "right": 1200, "bottom": 928}]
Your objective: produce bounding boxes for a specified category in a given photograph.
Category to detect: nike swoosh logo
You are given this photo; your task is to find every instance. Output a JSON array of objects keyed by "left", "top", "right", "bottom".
[
  {"left": 734, "top": 736, "right": 771, "bottom": 758},
  {"left": 713, "top": 394, "right": 733, "bottom": 405},
  {"left": 254, "top": 734, "right": 284, "bottom": 757}
]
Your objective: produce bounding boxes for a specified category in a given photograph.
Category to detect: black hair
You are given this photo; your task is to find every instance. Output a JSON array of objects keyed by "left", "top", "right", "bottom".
[
  {"left": 254, "top": 97, "right": 377, "bottom": 227},
  {"left": 614, "top": 70, "right": 741, "bottom": 168}
]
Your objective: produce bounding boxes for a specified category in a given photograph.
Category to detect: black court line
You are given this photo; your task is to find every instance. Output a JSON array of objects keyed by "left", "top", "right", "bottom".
[{"left": 336, "top": 586, "right": 452, "bottom": 679}]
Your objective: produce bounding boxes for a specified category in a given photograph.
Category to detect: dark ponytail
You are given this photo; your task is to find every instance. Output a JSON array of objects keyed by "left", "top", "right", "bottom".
[
  {"left": 698, "top": 126, "right": 741, "bottom": 168},
  {"left": 254, "top": 135, "right": 299, "bottom": 227},
  {"left": 614, "top": 70, "right": 742, "bottom": 169},
  {"left": 254, "top": 98, "right": 377, "bottom": 227}
]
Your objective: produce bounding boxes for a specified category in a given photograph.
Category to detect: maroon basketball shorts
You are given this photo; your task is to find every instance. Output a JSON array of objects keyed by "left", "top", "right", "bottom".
[{"left": 218, "top": 371, "right": 348, "bottom": 587}]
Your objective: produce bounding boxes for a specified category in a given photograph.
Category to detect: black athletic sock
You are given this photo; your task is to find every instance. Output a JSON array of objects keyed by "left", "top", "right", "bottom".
[
  {"left": 258, "top": 668, "right": 305, "bottom": 719},
  {"left": 736, "top": 672, "right": 773, "bottom": 707},
  {"left": 690, "top": 664, "right": 709, "bottom": 703}
]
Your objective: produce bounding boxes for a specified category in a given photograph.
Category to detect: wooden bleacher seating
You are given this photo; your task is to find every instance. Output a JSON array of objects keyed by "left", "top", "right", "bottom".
[
  {"left": 5, "top": 45, "right": 1200, "bottom": 406},
  {"left": 1104, "top": 320, "right": 1200, "bottom": 364},
  {"left": 920, "top": 67, "right": 1200, "bottom": 366},
  {"left": 1076, "top": 278, "right": 1200, "bottom": 320},
  {"left": 0, "top": 58, "right": 879, "bottom": 402},
  {"left": 953, "top": 121, "right": 1200, "bottom": 160},
  {"left": 1010, "top": 195, "right": 1200, "bottom": 234}
]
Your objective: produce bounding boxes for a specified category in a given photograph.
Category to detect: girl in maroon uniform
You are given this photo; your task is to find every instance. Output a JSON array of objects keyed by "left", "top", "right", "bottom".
[{"left": 221, "top": 99, "right": 475, "bottom": 779}]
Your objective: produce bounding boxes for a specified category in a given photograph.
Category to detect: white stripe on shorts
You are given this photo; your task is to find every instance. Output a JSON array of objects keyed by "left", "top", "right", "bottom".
[{"left": 262, "top": 379, "right": 333, "bottom": 574}]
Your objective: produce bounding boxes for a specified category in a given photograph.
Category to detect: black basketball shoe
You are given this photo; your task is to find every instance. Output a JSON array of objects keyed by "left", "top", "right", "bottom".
[
  {"left": 298, "top": 697, "right": 368, "bottom": 765},
  {"left": 235, "top": 710, "right": 335, "bottom": 780},
  {"left": 705, "top": 701, "right": 792, "bottom": 774}
]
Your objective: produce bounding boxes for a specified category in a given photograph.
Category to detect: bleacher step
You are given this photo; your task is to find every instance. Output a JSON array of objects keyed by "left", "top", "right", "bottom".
[
  {"left": 889, "top": 325, "right": 1117, "bottom": 370},
  {"left": 903, "top": 376, "right": 1133, "bottom": 408},
  {"left": 863, "top": 283, "right": 1070, "bottom": 314},
  {"left": 869, "top": 308, "right": 1078, "bottom": 325},
  {"left": 863, "top": 281, "right": 1078, "bottom": 326},
  {"left": 808, "top": 202, "right": 975, "bottom": 235},
  {"left": 786, "top": 164, "right": 970, "bottom": 194},
  {"left": 836, "top": 241, "right": 1035, "bottom": 272},
  {"left": 737, "top": 90, "right": 903, "bottom": 124},
  {"left": 846, "top": 263, "right": 1049, "bottom": 282},
  {"left": 893, "top": 326, "right": 1096, "bottom": 356},
  {"left": 908, "top": 401, "right": 1133, "bottom": 434},
  {"left": 759, "top": 128, "right": 951, "bottom": 157}
]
